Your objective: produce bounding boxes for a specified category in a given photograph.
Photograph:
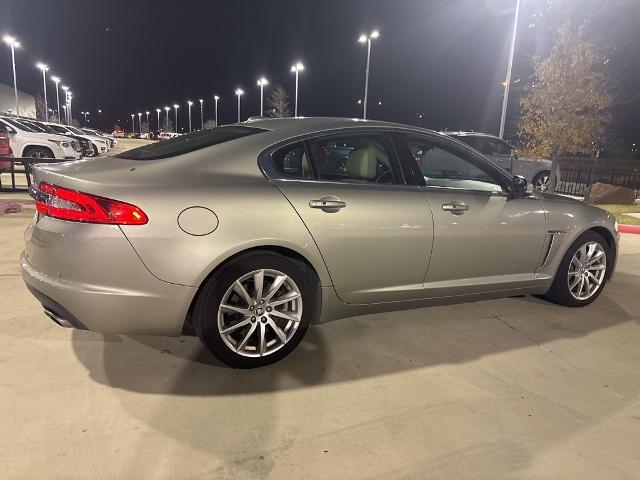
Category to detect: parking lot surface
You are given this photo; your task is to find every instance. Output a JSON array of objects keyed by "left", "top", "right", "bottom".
[{"left": 1, "top": 209, "right": 640, "bottom": 478}]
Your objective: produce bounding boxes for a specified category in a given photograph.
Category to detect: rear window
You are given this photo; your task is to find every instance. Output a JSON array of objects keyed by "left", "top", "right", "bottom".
[{"left": 116, "top": 126, "right": 266, "bottom": 160}]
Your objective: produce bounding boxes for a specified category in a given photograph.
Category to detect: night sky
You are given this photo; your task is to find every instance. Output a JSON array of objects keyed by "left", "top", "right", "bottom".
[{"left": 1, "top": 0, "right": 638, "bottom": 144}]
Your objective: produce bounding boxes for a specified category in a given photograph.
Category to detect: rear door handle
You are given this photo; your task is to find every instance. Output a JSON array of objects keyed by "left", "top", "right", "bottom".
[
  {"left": 442, "top": 201, "right": 469, "bottom": 215},
  {"left": 309, "top": 197, "right": 347, "bottom": 211}
]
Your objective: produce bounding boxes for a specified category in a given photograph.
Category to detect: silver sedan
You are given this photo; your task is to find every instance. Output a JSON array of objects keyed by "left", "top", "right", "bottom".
[{"left": 22, "top": 118, "right": 618, "bottom": 368}]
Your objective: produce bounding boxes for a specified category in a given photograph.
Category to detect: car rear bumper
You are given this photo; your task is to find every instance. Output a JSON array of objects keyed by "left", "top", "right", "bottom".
[{"left": 21, "top": 217, "right": 197, "bottom": 336}]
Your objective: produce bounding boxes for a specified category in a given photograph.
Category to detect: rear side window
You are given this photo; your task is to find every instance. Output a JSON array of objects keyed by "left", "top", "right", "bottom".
[
  {"left": 272, "top": 143, "right": 313, "bottom": 179},
  {"left": 116, "top": 126, "right": 266, "bottom": 160}
]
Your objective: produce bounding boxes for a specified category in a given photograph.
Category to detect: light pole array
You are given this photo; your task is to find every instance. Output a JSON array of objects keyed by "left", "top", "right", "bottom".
[
  {"left": 257, "top": 77, "right": 269, "bottom": 117},
  {"left": 199, "top": 98, "right": 204, "bottom": 129},
  {"left": 187, "top": 100, "right": 193, "bottom": 132},
  {"left": 235, "top": 89, "right": 244, "bottom": 123},
  {"left": 290, "top": 62, "right": 304, "bottom": 117},
  {"left": 51, "top": 76, "right": 61, "bottom": 122},
  {"left": 173, "top": 104, "right": 179, "bottom": 133},
  {"left": 36, "top": 63, "right": 49, "bottom": 120},
  {"left": 81, "top": 111, "right": 89, "bottom": 126},
  {"left": 3, "top": 35, "right": 21, "bottom": 116},
  {"left": 358, "top": 30, "right": 380, "bottom": 120},
  {"left": 214, "top": 95, "right": 220, "bottom": 126}
]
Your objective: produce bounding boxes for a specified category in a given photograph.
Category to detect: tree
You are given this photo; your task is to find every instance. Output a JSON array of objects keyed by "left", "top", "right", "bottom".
[
  {"left": 35, "top": 94, "right": 47, "bottom": 120},
  {"left": 266, "top": 84, "right": 291, "bottom": 118},
  {"left": 203, "top": 119, "right": 217, "bottom": 129},
  {"left": 161, "top": 115, "right": 174, "bottom": 132},
  {"left": 518, "top": 21, "right": 614, "bottom": 189},
  {"left": 70, "top": 118, "right": 81, "bottom": 128},
  {"left": 140, "top": 120, "right": 149, "bottom": 134}
]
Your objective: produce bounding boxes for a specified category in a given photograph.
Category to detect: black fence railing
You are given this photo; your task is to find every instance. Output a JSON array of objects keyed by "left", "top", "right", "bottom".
[
  {"left": 0, "top": 157, "right": 69, "bottom": 193},
  {"left": 556, "top": 165, "right": 640, "bottom": 199}
]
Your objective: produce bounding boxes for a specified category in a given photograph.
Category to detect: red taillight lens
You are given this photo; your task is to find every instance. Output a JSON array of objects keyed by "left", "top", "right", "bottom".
[
  {"left": 36, "top": 182, "right": 148, "bottom": 225},
  {"left": 0, "top": 135, "right": 12, "bottom": 157}
]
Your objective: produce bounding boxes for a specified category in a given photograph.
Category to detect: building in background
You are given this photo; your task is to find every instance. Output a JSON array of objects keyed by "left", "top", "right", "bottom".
[{"left": 0, "top": 83, "right": 36, "bottom": 118}]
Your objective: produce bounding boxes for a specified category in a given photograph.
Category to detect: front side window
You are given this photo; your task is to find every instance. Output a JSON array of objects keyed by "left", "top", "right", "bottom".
[
  {"left": 405, "top": 136, "right": 503, "bottom": 192},
  {"left": 307, "top": 134, "right": 399, "bottom": 184},
  {"left": 271, "top": 143, "right": 313, "bottom": 179},
  {"left": 485, "top": 138, "right": 513, "bottom": 155}
]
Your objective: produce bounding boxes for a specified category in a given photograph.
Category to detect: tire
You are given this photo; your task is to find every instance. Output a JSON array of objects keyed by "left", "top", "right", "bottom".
[
  {"left": 24, "top": 146, "right": 54, "bottom": 159},
  {"left": 92, "top": 145, "right": 99, "bottom": 156},
  {"left": 193, "top": 251, "right": 319, "bottom": 368},
  {"left": 532, "top": 171, "right": 551, "bottom": 192},
  {"left": 542, "top": 231, "right": 611, "bottom": 307}
]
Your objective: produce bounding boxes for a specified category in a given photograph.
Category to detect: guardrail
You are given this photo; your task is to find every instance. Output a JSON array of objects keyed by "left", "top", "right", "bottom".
[
  {"left": 0, "top": 156, "right": 69, "bottom": 193},
  {"left": 556, "top": 165, "right": 640, "bottom": 199}
]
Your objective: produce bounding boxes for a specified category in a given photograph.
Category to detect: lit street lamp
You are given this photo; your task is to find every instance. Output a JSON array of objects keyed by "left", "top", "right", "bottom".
[
  {"left": 3, "top": 35, "right": 20, "bottom": 116},
  {"left": 199, "top": 98, "right": 204, "bottom": 129},
  {"left": 235, "top": 89, "right": 244, "bottom": 123},
  {"left": 173, "top": 104, "right": 179, "bottom": 133},
  {"left": 164, "top": 106, "right": 170, "bottom": 131},
  {"left": 290, "top": 62, "right": 304, "bottom": 117},
  {"left": 97, "top": 109, "right": 102, "bottom": 128},
  {"left": 62, "top": 105, "right": 67, "bottom": 124},
  {"left": 145, "top": 111, "right": 150, "bottom": 131},
  {"left": 499, "top": 0, "right": 521, "bottom": 139},
  {"left": 156, "top": 108, "right": 161, "bottom": 131},
  {"left": 257, "top": 77, "right": 268, "bottom": 117},
  {"left": 358, "top": 30, "right": 380, "bottom": 120},
  {"left": 51, "top": 76, "right": 61, "bottom": 123},
  {"left": 81, "top": 111, "right": 89, "bottom": 126},
  {"left": 62, "top": 85, "right": 69, "bottom": 124},
  {"left": 130, "top": 114, "right": 135, "bottom": 133},
  {"left": 187, "top": 100, "right": 193, "bottom": 132},
  {"left": 36, "top": 63, "right": 49, "bottom": 120},
  {"left": 214, "top": 95, "right": 220, "bottom": 126}
]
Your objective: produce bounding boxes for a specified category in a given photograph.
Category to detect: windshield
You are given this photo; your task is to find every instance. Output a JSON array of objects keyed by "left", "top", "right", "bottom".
[{"left": 116, "top": 126, "right": 266, "bottom": 160}]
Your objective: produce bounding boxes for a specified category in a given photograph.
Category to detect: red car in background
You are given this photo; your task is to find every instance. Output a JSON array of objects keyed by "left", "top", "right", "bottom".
[
  {"left": 112, "top": 129, "right": 125, "bottom": 138},
  {"left": 0, "top": 123, "right": 14, "bottom": 172}
]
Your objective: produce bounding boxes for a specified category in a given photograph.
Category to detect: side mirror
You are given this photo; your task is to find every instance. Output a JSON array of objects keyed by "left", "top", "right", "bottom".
[{"left": 510, "top": 175, "right": 528, "bottom": 198}]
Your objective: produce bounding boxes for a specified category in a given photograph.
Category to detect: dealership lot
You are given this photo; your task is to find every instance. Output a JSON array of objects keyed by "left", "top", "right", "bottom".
[{"left": 0, "top": 204, "right": 639, "bottom": 478}]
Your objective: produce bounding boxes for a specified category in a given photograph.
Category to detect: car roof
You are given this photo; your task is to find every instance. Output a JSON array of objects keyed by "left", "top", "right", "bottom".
[{"left": 444, "top": 131, "right": 501, "bottom": 139}]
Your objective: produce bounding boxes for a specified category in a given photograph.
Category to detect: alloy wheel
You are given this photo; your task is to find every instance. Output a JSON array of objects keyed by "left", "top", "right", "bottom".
[
  {"left": 567, "top": 241, "right": 607, "bottom": 301},
  {"left": 534, "top": 174, "right": 550, "bottom": 192},
  {"left": 217, "top": 269, "right": 303, "bottom": 357}
]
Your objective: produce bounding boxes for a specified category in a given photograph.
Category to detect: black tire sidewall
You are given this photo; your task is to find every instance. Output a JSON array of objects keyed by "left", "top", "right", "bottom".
[
  {"left": 193, "top": 251, "right": 318, "bottom": 368},
  {"left": 548, "top": 231, "right": 612, "bottom": 307}
]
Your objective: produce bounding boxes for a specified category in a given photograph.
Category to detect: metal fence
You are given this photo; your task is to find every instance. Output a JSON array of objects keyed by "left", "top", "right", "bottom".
[
  {"left": 556, "top": 165, "right": 640, "bottom": 198},
  {"left": 0, "top": 157, "right": 69, "bottom": 193}
]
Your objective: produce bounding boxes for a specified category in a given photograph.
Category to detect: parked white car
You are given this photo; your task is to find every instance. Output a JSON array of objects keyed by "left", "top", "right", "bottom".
[
  {"left": 0, "top": 116, "right": 81, "bottom": 159},
  {"left": 44, "top": 122, "right": 109, "bottom": 156},
  {"left": 82, "top": 128, "right": 118, "bottom": 148}
]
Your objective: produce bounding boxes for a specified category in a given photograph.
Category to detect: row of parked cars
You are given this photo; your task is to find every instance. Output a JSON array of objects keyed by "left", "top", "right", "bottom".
[{"left": 0, "top": 116, "right": 118, "bottom": 160}]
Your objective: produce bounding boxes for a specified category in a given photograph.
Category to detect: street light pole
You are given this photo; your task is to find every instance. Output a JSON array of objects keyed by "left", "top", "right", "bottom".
[
  {"left": 36, "top": 63, "right": 49, "bottom": 120},
  {"left": 62, "top": 86, "right": 69, "bottom": 124},
  {"left": 257, "top": 78, "right": 269, "bottom": 116},
  {"left": 156, "top": 108, "right": 161, "bottom": 131},
  {"left": 214, "top": 95, "right": 219, "bottom": 126},
  {"left": 499, "top": 0, "right": 521, "bottom": 139},
  {"left": 3, "top": 36, "right": 21, "bottom": 116},
  {"left": 290, "top": 62, "right": 304, "bottom": 117},
  {"left": 173, "top": 104, "right": 179, "bottom": 133},
  {"left": 199, "top": 99, "right": 204, "bottom": 129},
  {"left": 187, "top": 101, "right": 193, "bottom": 132},
  {"left": 131, "top": 114, "right": 135, "bottom": 133},
  {"left": 235, "top": 89, "right": 244, "bottom": 122},
  {"left": 51, "top": 76, "right": 61, "bottom": 123},
  {"left": 138, "top": 113, "right": 142, "bottom": 134},
  {"left": 164, "top": 106, "right": 170, "bottom": 131},
  {"left": 358, "top": 30, "right": 379, "bottom": 120},
  {"left": 145, "top": 111, "right": 150, "bottom": 132}
]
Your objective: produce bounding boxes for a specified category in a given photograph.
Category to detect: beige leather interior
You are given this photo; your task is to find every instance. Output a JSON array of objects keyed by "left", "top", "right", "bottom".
[
  {"left": 301, "top": 152, "right": 311, "bottom": 178},
  {"left": 346, "top": 146, "right": 388, "bottom": 180}
]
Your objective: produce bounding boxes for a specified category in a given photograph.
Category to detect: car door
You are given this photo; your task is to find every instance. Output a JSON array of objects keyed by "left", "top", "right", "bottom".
[
  {"left": 265, "top": 131, "right": 434, "bottom": 304},
  {"left": 398, "top": 133, "right": 547, "bottom": 297}
]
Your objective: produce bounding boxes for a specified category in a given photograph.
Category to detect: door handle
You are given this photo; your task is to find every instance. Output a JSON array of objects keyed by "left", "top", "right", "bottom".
[
  {"left": 309, "top": 197, "right": 347, "bottom": 211},
  {"left": 442, "top": 201, "right": 469, "bottom": 215}
]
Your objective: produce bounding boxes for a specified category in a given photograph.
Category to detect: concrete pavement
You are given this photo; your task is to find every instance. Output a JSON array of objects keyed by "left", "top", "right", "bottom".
[{"left": 1, "top": 212, "right": 640, "bottom": 479}]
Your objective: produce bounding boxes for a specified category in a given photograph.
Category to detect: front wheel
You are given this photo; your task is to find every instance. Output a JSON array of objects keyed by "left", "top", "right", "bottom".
[
  {"left": 532, "top": 171, "right": 551, "bottom": 192},
  {"left": 193, "top": 251, "right": 318, "bottom": 368},
  {"left": 542, "top": 231, "right": 611, "bottom": 307}
]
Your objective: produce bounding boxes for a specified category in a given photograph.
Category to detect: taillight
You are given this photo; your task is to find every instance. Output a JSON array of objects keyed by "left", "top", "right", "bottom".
[
  {"left": 35, "top": 182, "right": 148, "bottom": 225},
  {"left": 0, "top": 135, "right": 12, "bottom": 157}
]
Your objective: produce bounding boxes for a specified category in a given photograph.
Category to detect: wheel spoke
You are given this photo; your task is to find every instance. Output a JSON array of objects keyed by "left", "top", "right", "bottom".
[
  {"left": 270, "top": 309, "right": 300, "bottom": 322},
  {"left": 259, "top": 322, "right": 266, "bottom": 356},
  {"left": 236, "top": 322, "right": 257, "bottom": 352},
  {"left": 586, "top": 251, "right": 604, "bottom": 266},
  {"left": 586, "top": 271, "right": 601, "bottom": 286},
  {"left": 254, "top": 270, "right": 264, "bottom": 300},
  {"left": 233, "top": 280, "right": 253, "bottom": 306},
  {"left": 569, "top": 274, "right": 581, "bottom": 290},
  {"left": 588, "top": 264, "right": 606, "bottom": 271},
  {"left": 576, "top": 277, "right": 585, "bottom": 296},
  {"left": 263, "top": 275, "right": 287, "bottom": 302},
  {"left": 269, "top": 290, "right": 301, "bottom": 307},
  {"left": 268, "top": 319, "right": 287, "bottom": 344},
  {"left": 221, "top": 304, "right": 252, "bottom": 316},
  {"left": 220, "top": 317, "right": 251, "bottom": 334}
]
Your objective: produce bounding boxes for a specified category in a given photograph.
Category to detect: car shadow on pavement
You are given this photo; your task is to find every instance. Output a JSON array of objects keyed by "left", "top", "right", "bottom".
[{"left": 70, "top": 287, "right": 636, "bottom": 397}]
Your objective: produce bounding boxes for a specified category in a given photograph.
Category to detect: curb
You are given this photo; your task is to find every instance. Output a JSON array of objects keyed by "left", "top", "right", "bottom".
[{"left": 618, "top": 224, "right": 640, "bottom": 234}]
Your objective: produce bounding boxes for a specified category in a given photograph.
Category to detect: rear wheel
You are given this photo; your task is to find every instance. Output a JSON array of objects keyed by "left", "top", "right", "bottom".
[
  {"left": 542, "top": 231, "right": 611, "bottom": 307},
  {"left": 532, "top": 171, "right": 551, "bottom": 192},
  {"left": 193, "top": 251, "right": 318, "bottom": 368}
]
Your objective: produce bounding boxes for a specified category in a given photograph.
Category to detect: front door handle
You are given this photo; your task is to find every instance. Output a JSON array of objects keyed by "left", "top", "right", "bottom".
[
  {"left": 309, "top": 196, "right": 347, "bottom": 212},
  {"left": 442, "top": 201, "right": 469, "bottom": 215}
]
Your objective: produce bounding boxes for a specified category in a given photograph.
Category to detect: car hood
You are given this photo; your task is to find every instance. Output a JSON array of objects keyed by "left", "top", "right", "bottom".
[{"left": 533, "top": 191, "right": 583, "bottom": 205}]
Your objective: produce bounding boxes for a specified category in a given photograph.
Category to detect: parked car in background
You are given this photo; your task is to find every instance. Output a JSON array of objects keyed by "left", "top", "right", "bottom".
[
  {"left": 16, "top": 119, "right": 92, "bottom": 158},
  {"left": 23, "top": 118, "right": 618, "bottom": 368},
  {"left": 112, "top": 129, "right": 125, "bottom": 138},
  {"left": 0, "top": 116, "right": 81, "bottom": 159},
  {"left": 82, "top": 128, "right": 117, "bottom": 148},
  {"left": 445, "top": 132, "right": 553, "bottom": 192},
  {"left": 43, "top": 123, "right": 109, "bottom": 156}
]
